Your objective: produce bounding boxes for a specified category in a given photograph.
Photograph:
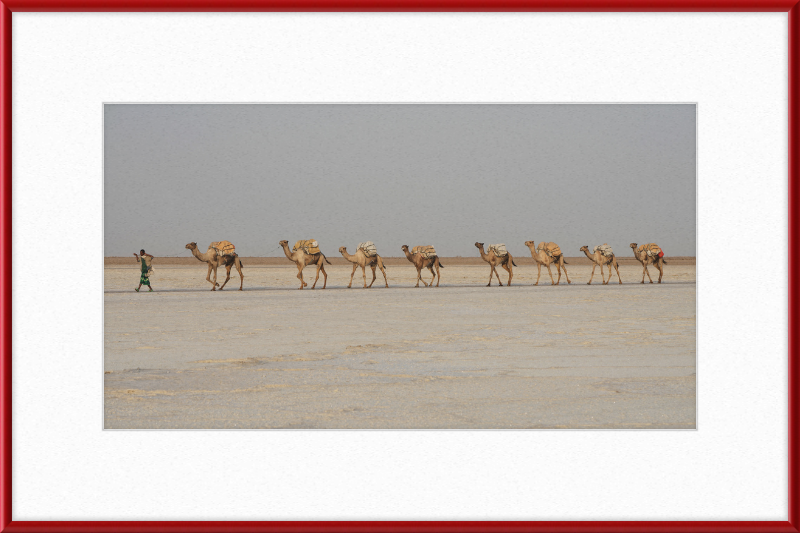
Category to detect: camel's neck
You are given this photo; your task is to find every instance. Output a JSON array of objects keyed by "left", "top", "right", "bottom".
[
  {"left": 190, "top": 248, "right": 208, "bottom": 262},
  {"left": 528, "top": 243, "right": 546, "bottom": 263},
  {"left": 403, "top": 249, "right": 415, "bottom": 262},
  {"left": 341, "top": 250, "right": 356, "bottom": 263},
  {"left": 477, "top": 246, "right": 488, "bottom": 260},
  {"left": 582, "top": 249, "right": 595, "bottom": 262},
  {"left": 281, "top": 244, "right": 294, "bottom": 260}
]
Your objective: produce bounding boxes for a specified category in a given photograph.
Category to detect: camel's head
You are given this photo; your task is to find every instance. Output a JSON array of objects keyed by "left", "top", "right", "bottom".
[
  {"left": 580, "top": 245, "right": 589, "bottom": 252},
  {"left": 279, "top": 240, "right": 289, "bottom": 247},
  {"left": 338, "top": 246, "right": 347, "bottom": 254},
  {"left": 630, "top": 243, "right": 638, "bottom": 249},
  {"left": 524, "top": 240, "right": 535, "bottom": 248},
  {"left": 475, "top": 242, "right": 484, "bottom": 249},
  {"left": 401, "top": 245, "right": 409, "bottom": 252},
  {"left": 185, "top": 242, "right": 197, "bottom": 250}
]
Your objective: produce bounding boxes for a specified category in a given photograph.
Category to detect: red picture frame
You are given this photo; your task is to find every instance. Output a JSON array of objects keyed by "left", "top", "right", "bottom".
[{"left": 1, "top": 2, "right": 797, "bottom": 532}]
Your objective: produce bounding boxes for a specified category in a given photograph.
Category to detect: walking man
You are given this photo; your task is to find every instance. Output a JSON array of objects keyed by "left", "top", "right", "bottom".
[{"left": 134, "top": 249, "right": 154, "bottom": 292}]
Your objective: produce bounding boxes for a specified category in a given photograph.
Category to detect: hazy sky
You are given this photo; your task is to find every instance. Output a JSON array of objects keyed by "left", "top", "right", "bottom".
[{"left": 104, "top": 104, "right": 696, "bottom": 257}]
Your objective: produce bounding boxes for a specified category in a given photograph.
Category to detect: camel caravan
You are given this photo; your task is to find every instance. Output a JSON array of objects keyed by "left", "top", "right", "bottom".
[{"left": 171, "top": 239, "right": 667, "bottom": 291}]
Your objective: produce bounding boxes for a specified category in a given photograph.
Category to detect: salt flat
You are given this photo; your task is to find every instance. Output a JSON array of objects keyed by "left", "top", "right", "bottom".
[{"left": 104, "top": 264, "right": 696, "bottom": 429}]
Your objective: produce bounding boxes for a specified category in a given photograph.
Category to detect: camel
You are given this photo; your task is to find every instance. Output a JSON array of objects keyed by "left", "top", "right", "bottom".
[
  {"left": 339, "top": 246, "right": 389, "bottom": 288},
  {"left": 401, "top": 245, "right": 445, "bottom": 287},
  {"left": 185, "top": 242, "right": 244, "bottom": 291},
  {"left": 630, "top": 243, "right": 666, "bottom": 284},
  {"left": 580, "top": 245, "right": 622, "bottom": 285},
  {"left": 475, "top": 243, "right": 517, "bottom": 286},
  {"left": 523, "top": 241, "right": 572, "bottom": 285},
  {"left": 279, "top": 240, "right": 331, "bottom": 289}
]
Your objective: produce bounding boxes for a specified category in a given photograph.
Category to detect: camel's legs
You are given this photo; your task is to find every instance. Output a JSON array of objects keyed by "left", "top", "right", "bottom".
[
  {"left": 434, "top": 263, "right": 440, "bottom": 287},
  {"left": 427, "top": 265, "right": 436, "bottom": 287},
  {"left": 205, "top": 264, "right": 213, "bottom": 288},
  {"left": 502, "top": 261, "right": 512, "bottom": 286},
  {"left": 560, "top": 259, "right": 572, "bottom": 284},
  {"left": 488, "top": 265, "right": 499, "bottom": 286},
  {"left": 348, "top": 263, "right": 358, "bottom": 288},
  {"left": 377, "top": 261, "right": 388, "bottom": 288},
  {"left": 493, "top": 265, "right": 504, "bottom": 286},
  {"left": 296, "top": 263, "right": 306, "bottom": 289},
  {"left": 600, "top": 263, "right": 607, "bottom": 285},
  {"left": 236, "top": 259, "right": 244, "bottom": 290},
  {"left": 614, "top": 261, "right": 623, "bottom": 284},
  {"left": 218, "top": 264, "right": 232, "bottom": 290},
  {"left": 547, "top": 264, "right": 557, "bottom": 285},
  {"left": 211, "top": 264, "right": 221, "bottom": 291},
  {"left": 320, "top": 264, "right": 328, "bottom": 289},
  {"left": 311, "top": 261, "right": 323, "bottom": 289},
  {"left": 587, "top": 263, "right": 597, "bottom": 285},
  {"left": 415, "top": 266, "right": 427, "bottom": 287},
  {"left": 641, "top": 263, "right": 653, "bottom": 284},
  {"left": 206, "top": 263, "right": 218, "bottom": 290},
  {"left": 656, "top": 262, "right": 663, "bottom": 283},
  {"left": 361, "top": 264, "right": 368, "bottom": 288},
  {"left": 368, "top": 265, "right": 377, "bottom": 288},
  {"left": 535, "top": 263, "right": 542, "bottom": 286}
]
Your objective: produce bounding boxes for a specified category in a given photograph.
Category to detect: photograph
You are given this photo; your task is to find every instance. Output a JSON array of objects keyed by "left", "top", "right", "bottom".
[{"left": 103, "top": 103, "right": 696, "bottom": 429}]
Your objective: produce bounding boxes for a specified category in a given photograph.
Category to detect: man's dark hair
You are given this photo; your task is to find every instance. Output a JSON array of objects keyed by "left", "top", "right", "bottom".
[{"left": 140, "top": 249, "right": 145, "bottom": 255}]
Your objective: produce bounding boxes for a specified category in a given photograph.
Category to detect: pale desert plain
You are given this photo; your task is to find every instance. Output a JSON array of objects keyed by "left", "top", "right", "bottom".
[{"left": 104, "top": 256, "right": 696, "bottom": 429}]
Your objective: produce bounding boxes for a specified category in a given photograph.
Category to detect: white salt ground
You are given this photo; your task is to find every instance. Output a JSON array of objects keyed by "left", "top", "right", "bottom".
[{"left": 104, "top": 264, "right": 696, "bottom": 429}]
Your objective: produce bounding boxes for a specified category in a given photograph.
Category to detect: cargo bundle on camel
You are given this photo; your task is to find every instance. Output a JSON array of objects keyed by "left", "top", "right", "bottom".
[
  {"left": 292, "top": 239, "right": 320, "bottom": 255},
  {"left": 209, "top": 240, "right": 236, "bottom": 258},
  {"left": 475, "top": 242, "right": 517, "bottom": 287},
  {"left": 402, "top": 244, "right": 445, "bottom": 287},
  {"left": 185, "top": 241, "right": 244, "bottom": 291},
  {"left": 358, "top": 241, "right": 378, "bottom": 257},
  {"left": 280, "top": 239, "right": 331, "bottom": 289},
  {"left": 580, "top": 243, "right": 622, "bottom": 285},
  {"left": 339, "top": 242, "right": 389, "bottom": 289},
  {"left": 630, "top": 243, "right": 667, "bottom": 284},
  {"left": 411, "top": 245, "right": 437, "bottom": 258}
]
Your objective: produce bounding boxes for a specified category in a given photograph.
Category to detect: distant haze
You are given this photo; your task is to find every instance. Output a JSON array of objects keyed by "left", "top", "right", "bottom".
[{"left": 104, "top": 104, "right": 696, "bottom": 258}]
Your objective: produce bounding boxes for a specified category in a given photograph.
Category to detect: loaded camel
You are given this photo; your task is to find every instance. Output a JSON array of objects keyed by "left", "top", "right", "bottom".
[
  {"left": 185, "top": 242, "right": 244, "bottom": 291},
  {"left": 401, "top": 245, "right": 444, "bottom": 287},
  {"left": 475, "top": 243, "right": 516, "bottom": 286},
  {"left": 630, "top": 243, "right": 666, "bottom": 284},
  {"left": 279, "top": 240, "right": 331, "bottom": 289},
  {"left": 339, "top": 246, "right": 389, "bottom": 288},
  {"left": 580, "top": 245, "right": 622, "bottom": 285},
  {"left": 524, "top": 241, "right": 572, "bottom": 285}
]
